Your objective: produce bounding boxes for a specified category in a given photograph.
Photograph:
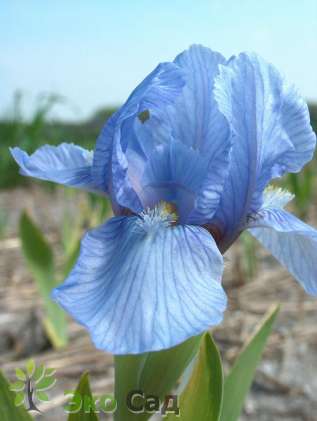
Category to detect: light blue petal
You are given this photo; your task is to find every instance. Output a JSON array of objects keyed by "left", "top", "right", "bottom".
[
  {"left": 168, "top": 45, "right": 231, "bottom": 223},
  {"left": 141, "top": 139, "right": 209, "bottom": 222},
  {"left": 10, "top": 143, "right": 98, "bottom": 192},
  {"left": 93, "top": 46, "right": 231, "bottom": 221},
  {"left": 248, "top": 208, "right": 317, "bottom": 296},
  {"left": 171, "top": 45, "right": 228, "bottom": 151},
  {"left": 92, "top": 62, "right": 186, "bottom": 212},
  {"left": 279, "top": 85, "right": 316, "bottom": 173},
  {"left": 213, "top": 52, "right": 315, "bottom": 250},
  {"left": 52, "top": 216, "right": 227, "bottom": 354},
  {"left": 132, "top": 45, "right": 231, "bottom": 223},
  {"left": 111, "top": 123, "right": 144, "bottom": 213},
  {"left": 92, "top": 113, "right": 119, "bottom": 194}
]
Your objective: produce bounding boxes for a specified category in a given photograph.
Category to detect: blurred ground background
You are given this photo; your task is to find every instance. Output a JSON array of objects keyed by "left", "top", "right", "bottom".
[{"left": 0, "top": 101, "right": 317, "bottom": 420}]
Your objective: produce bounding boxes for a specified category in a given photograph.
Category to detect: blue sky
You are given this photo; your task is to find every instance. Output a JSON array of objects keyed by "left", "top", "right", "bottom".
[{"left": 1, "top": 0, "right": 317, "bottom": 121}]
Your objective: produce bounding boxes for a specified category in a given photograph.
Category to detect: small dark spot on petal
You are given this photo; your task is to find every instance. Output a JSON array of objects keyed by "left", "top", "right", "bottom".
[
  {"left": 119, "top": 207, "right": 135, "bottom": 217},
  {"left": 138, "top": 109, "right": 150, "bottom": 124}
]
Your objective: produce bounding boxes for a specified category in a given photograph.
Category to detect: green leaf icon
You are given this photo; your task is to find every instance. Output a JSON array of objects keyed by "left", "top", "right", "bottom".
[
  {"left": 14, "top": 392, "right": 25, "bottom": 407},
  {"left": 15, "top": 369, "right": 26, "bottom": 382},
  {"left": 0, "top": 370, "right": 32, "bottom": 420},
  {"left": 36, "top": 376, "right": 56, "bottom": 391},
  {"left": 36, "top": 391, "right": 49, "bottom": 402},
  {"left": 26, "top": 359, "right": 35, "bottom": 377},
  {"left": 44, "top": 368, "right": 56, "bottom": 377},
  {"left": 10, "top": 381, "right": 25, "bottom": 392},
  {"left": 34, "top": 365, "right": 45, "bottom": 383}
]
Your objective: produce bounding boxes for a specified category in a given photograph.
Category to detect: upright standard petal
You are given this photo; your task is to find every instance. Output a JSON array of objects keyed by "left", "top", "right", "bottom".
[
  {"left": 92, "top": 62, "right": 186, "bottom": 212},
  {"left": 171, "top": 45, "right": 228, "bottom": 152},
  {"left": 213, "top": 53, "right": 316, "bottom": 249},
  {"left": 131, "top": 45, "right": 232, "bottom": 224},
  {"left": 279, "top": 85, "right": 316, "bottom": 173},
  {"left": 171, "top": 45, "right": 231, "bottom": 224},
  {"left": 10, "top": 143, "right": 99, "bottom": 192},
  {"left": 248, "top": 207, "right": 317, "bottom": 296},
  {"left": 52, "top": 209, "right": 227, "bottom": 354}
]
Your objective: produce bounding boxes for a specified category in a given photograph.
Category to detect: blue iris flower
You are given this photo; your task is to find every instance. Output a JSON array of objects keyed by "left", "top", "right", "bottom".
[{"left": 11, "top": 45, "right": 316, "bottom": 354}]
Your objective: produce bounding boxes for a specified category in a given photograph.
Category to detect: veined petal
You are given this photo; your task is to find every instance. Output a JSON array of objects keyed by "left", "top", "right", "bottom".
[
  {"left": 172, "top": 45, "right": 231, "bottom": 223},
  {"left": 171, "top": 45, "right": 228, "bottom": 153},
  {"left": 135, "top": 45, "right": 232, "bottom": 223},
  {"left": 279, "top": 85, "right": 316, "bottom": 173},
  {"left": 52, "top": 212, "right": 227, "bottom": 354},
  {"left": 92, "top": 62, "right": 186, "bottom": 209},
  {"left": 141, "top": 139, "right": 209, "bottom": 222},
  {"left": 91, "top": 113, "right": 119, "bottom": 194},
  {"left": 111, "top": 123, "right": 144, "bottom": 213},
  {"left": 248, "top": 208, "right": 317, "bottom": 296},
  {"left": 10, "top": 143, "right": 98, "bottom": 192},
  {"left": 213, "top": 53, "right": 315, "bottom": 248}
]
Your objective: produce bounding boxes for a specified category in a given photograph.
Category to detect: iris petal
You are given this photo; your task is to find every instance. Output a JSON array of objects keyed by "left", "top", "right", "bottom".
[
  {"left": 111, "top": 124, "right": 144, "bottom": 213},
  {"left": 279, "top": 85, "right": 316, "bottom": 173},
  {"left": 92, "top": 62, "right": 186, "bottom": 212},
  {"left": 52, "top": 215, "right": 227, "bottom": 354},
  {"left": 213, "top": 52, "right": 315, "bottom": 249},
  {"left": 10, "top": 143, "right": 98, "bottom": 192},
  {"left": 130, "top": 45, "right": 232, "bottom": 223},
  {"left": 171, "top": 45, "right": 228, "bottom": 152},
  {"left": 248, "top": 208, "right": 317, "bottom": 296},
  {"left": 171, "top": 45, "right": 232, "bottom": 223},
  {"left": 142, "top": 139, "right": 209, "bottom": 222}
]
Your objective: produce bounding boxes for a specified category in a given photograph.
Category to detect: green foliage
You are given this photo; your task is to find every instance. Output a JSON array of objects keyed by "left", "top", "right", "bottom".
[
  {"left": 284, "top": 165, "right": 314, "bottom": 218},
  {"left": 220, "top": 305, "right": 279, "bottom": 421},
  {"left": 15, "top": 368, "right": 27, "bottom": 381},
  {"left": 0, "top": 370, "right": 32, "bottom": 421},
  {"left": 19, "top": 211, "right": 67, "bottom": 348},
  {"left": 280, "top": 104, "right": 317, "bottom": 218},
  {"left": 0, "top": 92, "right": 116, "bottom": 189},
  {"left": 68, "top": 372, "right": 99, "bottom": 421},
  {"left": 114, "top": 335, "right": 201, "bottom": 421},
  {"left": 138, "top": 335, "right": 201, "bottom": 399},
  {"left": 26, "top": 359, "right": 36, "bottom": 377},
  {"left": 19, "top": 213, "right": 54, "bottom": 288},
  {"left": 240, "top": 106, "right": 317, "bottom": 281},
  {"left": 167, "top": 334, "right": 223, "bottom": 421},
  {"left": 240, "top": 232, "right": 258, "bottom": 282},
  {"left": 0, "top": 93, "right": 61, "bottom": 189},
  {"left": 0, "top": 208, "right": 9, "bottom": 239},
  {"left": 113, "top": 306, "right": 278, "bottom": 421},
  {"left": 309, "top": 103, "right": 317, "bottom": 133},
  {"left": 18, "top": 191, "right": 111, "bottom": 350},
  {"left": 60, "top": 190, "right": 110, "bottom": 265}
]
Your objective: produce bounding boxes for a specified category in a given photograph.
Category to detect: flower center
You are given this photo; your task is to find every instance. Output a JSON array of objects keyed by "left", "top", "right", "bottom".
[{"left": 137, "top": 201, "right": 178, "bottom": 234}]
